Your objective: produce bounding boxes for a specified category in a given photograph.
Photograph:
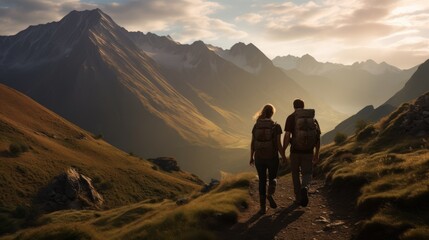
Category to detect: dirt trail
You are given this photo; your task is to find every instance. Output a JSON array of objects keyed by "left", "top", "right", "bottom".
[{"left": 222, "top": 174, "right": 361, "bottom": 240}]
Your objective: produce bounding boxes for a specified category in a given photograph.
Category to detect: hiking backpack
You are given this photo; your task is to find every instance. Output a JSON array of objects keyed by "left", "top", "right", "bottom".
[
  {"left": 292, "top": 109, "right": 320, "bottom": 151},
  {"left": 253, "top": 119, "right": 277, "bottom": 159}
]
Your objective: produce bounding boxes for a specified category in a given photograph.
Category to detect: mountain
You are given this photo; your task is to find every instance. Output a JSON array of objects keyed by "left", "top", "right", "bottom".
[
  {"left": 273, "top": 54, "right": 417, "bottom": 114},
  {"left": 129, "top": 31, "right": 346, "bottom": 134},
  {"left": 0, "top": 9, "right": 346, "bottom": 179},
  {"left": 0, "top": 83, "right": 201, "bottom": 209},
  {"left": 321, "top": 58, "right": 429, "bottom": 144},
  {"left": 210, "top": 42, "right": 274, "bottom": 74},
  {"left": 273, "top": 55, "right": 402, "bottom": 75},
  {"left": 0, "top": 9, "right": 251, "bottom": 179},
  {"left": 321, "top": 104, "right": 395, "bottom": 144},
  {"left": 385, "top": 59, "right": 429, "bottom": 106},
  {"left": 273, "top": 54, "right": 344, "bottom": 75},
  {"left": 319, "top": 91, "right": 429, "bottom": 239}
]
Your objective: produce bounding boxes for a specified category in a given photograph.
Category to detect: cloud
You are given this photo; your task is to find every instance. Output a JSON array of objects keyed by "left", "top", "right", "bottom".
[
  {"left": 0, "top": 0, "right": 247, "bottom": 42},
  {"left": 260, "top": 0, "right": 404, "bottom": 42},
  {"left": 243, "top": 0, "right": 429, "bottom": 68},
  {"left": 0, "top": 0, "right": 95, "bottom": 35},
  {"left": 235, "top": 13, "right": 263, "bottom": 24}
]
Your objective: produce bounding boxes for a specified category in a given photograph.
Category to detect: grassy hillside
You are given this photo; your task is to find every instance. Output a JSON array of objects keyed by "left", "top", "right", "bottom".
[
  {"left": 318, "top": 92, "right": 429, "bottom": 239},
  {"left": 0, "top": 83, "right": 202, "bottom": 211},
  {"left": 0, "top": 173, "right": 253, "bottom": 240}
]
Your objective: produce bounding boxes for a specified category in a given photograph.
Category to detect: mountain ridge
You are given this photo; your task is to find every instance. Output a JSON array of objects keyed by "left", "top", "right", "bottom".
[
  {"left": 321, "top": 58, "right": 429, "bottom": 144},
  {"left": 0, "top": 9, "right": 250, "bottom": 179},
  {"left": 0, "top": 83, "right": 201, "bottom": 208}
]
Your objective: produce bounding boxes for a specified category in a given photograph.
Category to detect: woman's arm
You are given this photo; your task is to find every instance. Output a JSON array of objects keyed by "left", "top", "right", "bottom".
[
  {"left": 277, "top": 134, "right": 287, "bottom": 163},
  {"left": 250, "top": 135, "right": 255, "bottom": 166}
]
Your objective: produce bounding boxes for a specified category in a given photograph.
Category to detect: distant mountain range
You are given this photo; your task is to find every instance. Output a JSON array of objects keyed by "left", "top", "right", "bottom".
[
  {"left": 273, "top": 55, "right": 417, "bottom": 114},
  {"left": 273, "top": 54, "right": 403, "bottom": 75},
  {"left": 2, "top": 9, "right": 424, "bottom": 175},
  {"left": 0, "top": 9, "right": 344, "bottom": 178},
  {"left": 321, "top": 59, "right": 429, "bottom": 144}
]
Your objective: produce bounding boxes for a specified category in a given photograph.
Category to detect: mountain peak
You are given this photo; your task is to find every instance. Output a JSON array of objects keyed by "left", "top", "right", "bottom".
[
  {"left": 60, "top": 8, "right": 117, "bottom": 30},
  {"left": 301, "top": 54, "right": 317, "bottom": 62},
  {"left": 191, "top": 40, "right": 208, "bottom": 51},
  {"left": 229, "top": 42, "right": 260, "bottom": 53}
]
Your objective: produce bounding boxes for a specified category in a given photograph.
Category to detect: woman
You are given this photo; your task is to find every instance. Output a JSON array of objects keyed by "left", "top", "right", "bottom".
[{"left": 250, "top": 104, "right": 286, "bottom": 214}]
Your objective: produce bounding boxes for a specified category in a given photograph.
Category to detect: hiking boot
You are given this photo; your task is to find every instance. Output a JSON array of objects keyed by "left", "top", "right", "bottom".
[
  {"left": 300, "top": 187, "right": 309, "bottom": 207},
  {"left": 259, "top": 195, "right": 267, "bottom": 214},
  {"left": 267, "top": 195, "right": 277, "bottom": 209}
]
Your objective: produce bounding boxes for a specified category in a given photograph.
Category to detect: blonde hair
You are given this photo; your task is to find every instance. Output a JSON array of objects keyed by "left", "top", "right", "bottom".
[{"left": 253, "top": 104, "right": 276, "bottom": 121}]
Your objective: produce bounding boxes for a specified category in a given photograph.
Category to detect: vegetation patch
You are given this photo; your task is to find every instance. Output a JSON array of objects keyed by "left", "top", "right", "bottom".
[
  {"left": 13, "top": 224, "right": 101, "bottom": 240},
  {"left": 319, "top": 109, "right": 429, "bottom": 240},
  {"left": 334, "top": 132, "right": 347, "bottom": 145},
  {"left": 1, "top": 173, "right": 254, "bottom": 240},
  {"left": 8, "top": 143, "right": 29, "bottom": 157}
]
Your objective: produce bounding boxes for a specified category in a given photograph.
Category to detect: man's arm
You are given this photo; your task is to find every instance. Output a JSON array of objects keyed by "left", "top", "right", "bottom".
[
  {"left": 313, "top": 139, "right": 320, "bottom": 164},
  {"left": 313, "top": 119, "right": 321, "bottom": 164},
  {"left": 282, "top": 131, "right": 291, "bottom": 165},
  {"left": 283, "top": 131, "right": 291, "bottom": 152}
]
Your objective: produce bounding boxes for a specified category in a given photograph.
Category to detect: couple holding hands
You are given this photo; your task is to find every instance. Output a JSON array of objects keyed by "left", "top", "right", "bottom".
[{"left": 250, "top": 99, "right": 321, "bottom": 213}]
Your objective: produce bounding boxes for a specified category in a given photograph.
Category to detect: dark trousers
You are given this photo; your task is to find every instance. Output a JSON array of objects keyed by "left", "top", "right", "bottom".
[
  {"left": 290, "top": 153, "right": 313, "bottom": 200},
  {"left": 255, "top": 158, "right": 279, "bottom": 197}
]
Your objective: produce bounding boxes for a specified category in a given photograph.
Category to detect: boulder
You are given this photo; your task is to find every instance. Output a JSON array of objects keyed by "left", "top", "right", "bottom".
[
  {"left": 148, "top": 157, "right": 180, "bottom": 172},
  {"left": 201, "top": 179, "right": 220, "bottom": 193},
  {"left": 39, "top": 168, "right": 104, "bottom": 211}
]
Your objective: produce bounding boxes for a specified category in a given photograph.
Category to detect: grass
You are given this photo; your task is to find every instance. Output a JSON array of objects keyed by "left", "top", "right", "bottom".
[
  {"left": 0, "top": 84, "right": 203, "bottom": 209},
  {"left": 0, "top": 173, "right": 254, "bottom": 240},
  {"left": 318, "top": 95, "right": 429, "bottom": 239},
  {"left": 12, "top": 224, "right": 102, "bottom": 240}
]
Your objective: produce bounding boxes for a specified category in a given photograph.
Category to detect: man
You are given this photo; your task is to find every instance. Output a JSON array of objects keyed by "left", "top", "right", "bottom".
[{"left": 283, "top": 99, "right": 321, "bottom": 207}]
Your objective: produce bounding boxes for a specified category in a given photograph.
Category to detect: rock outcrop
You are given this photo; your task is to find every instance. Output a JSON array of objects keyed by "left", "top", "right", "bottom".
[
  {"left": 401, "top": 93, "right": 429, "bottom": 135},
  {"left": 40, "top": 168, "right": 104, "bottom": 211},
  {"left": 148, "top": 157, "right": 180, "bottom": 172}
]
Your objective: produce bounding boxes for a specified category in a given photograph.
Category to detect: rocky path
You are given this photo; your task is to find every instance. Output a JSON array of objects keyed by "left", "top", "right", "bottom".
[{"left": 222, "top": 174, "right": 361, "bottom": 240}]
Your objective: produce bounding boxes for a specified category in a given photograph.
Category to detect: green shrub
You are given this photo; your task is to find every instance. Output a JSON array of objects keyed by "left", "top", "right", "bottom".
[
  {"left": 9, "top": 142, "right": 29, "bottom": 156},
  {"left": 13, "top": 205, "right": 28, "bottom": 219},
  {"left": 355, "top": 120, "right": 369, "bottom": 134},
  {"left": 334, "top": 132, "right": 347, "bottom": 145},
  {"left": 15, "top": 165, "right": 28, "bottom": 175},
  {"left": 0, "top": 214, "right": 17, "bottom": 235},
  {"left": 357, "top": 125, "right": 376, "bottom": 141},
  {"left": 93, "top": 134, "right": 103, "bottom": 140}
]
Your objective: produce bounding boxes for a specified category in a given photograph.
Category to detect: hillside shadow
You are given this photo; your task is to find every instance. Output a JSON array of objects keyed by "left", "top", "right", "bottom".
[
  {"left": 224, "top": 203, "right": 303, "bottom": 240},
  {"left": 0, "top": 150, "right": 14, "bottom": 158}
]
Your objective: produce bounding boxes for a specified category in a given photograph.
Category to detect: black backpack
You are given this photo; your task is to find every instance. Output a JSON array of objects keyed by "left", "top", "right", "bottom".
[
  {"left": 253, "top": 119, "right": 277, "bottom": 160},
  {"left": 292, "top": 109, "right": 320, "bottom": 151}
]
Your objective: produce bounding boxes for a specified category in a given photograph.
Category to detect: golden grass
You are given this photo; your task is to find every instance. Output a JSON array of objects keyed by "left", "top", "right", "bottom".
[
  {"left": 319, "top": 111, "right": 429, "bottom": 239},
  {"left": 0, "top": 84, "right": 201, "bottom": 209},
  {"left": 0, "top": 173, "right": 254, "bottom": 240}
]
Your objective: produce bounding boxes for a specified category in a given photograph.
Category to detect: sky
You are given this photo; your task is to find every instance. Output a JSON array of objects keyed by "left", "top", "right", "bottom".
[{"left": 0, "top": 0, "right": 428, "bottom": 69}]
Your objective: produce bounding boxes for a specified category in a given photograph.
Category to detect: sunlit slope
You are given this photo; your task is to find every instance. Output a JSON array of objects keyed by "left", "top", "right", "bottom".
[
  {"left": 318, "top": 92, "right": 429, "bottom": 240},
  {"left": 0, "top": 173, "right": 253, "bottom": 240},
  {"left": 0, "top": 84, "right": 201, "bottom": 209},
  {"left": 0, "top": 9, "right": 246, "bottom": 160}
]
